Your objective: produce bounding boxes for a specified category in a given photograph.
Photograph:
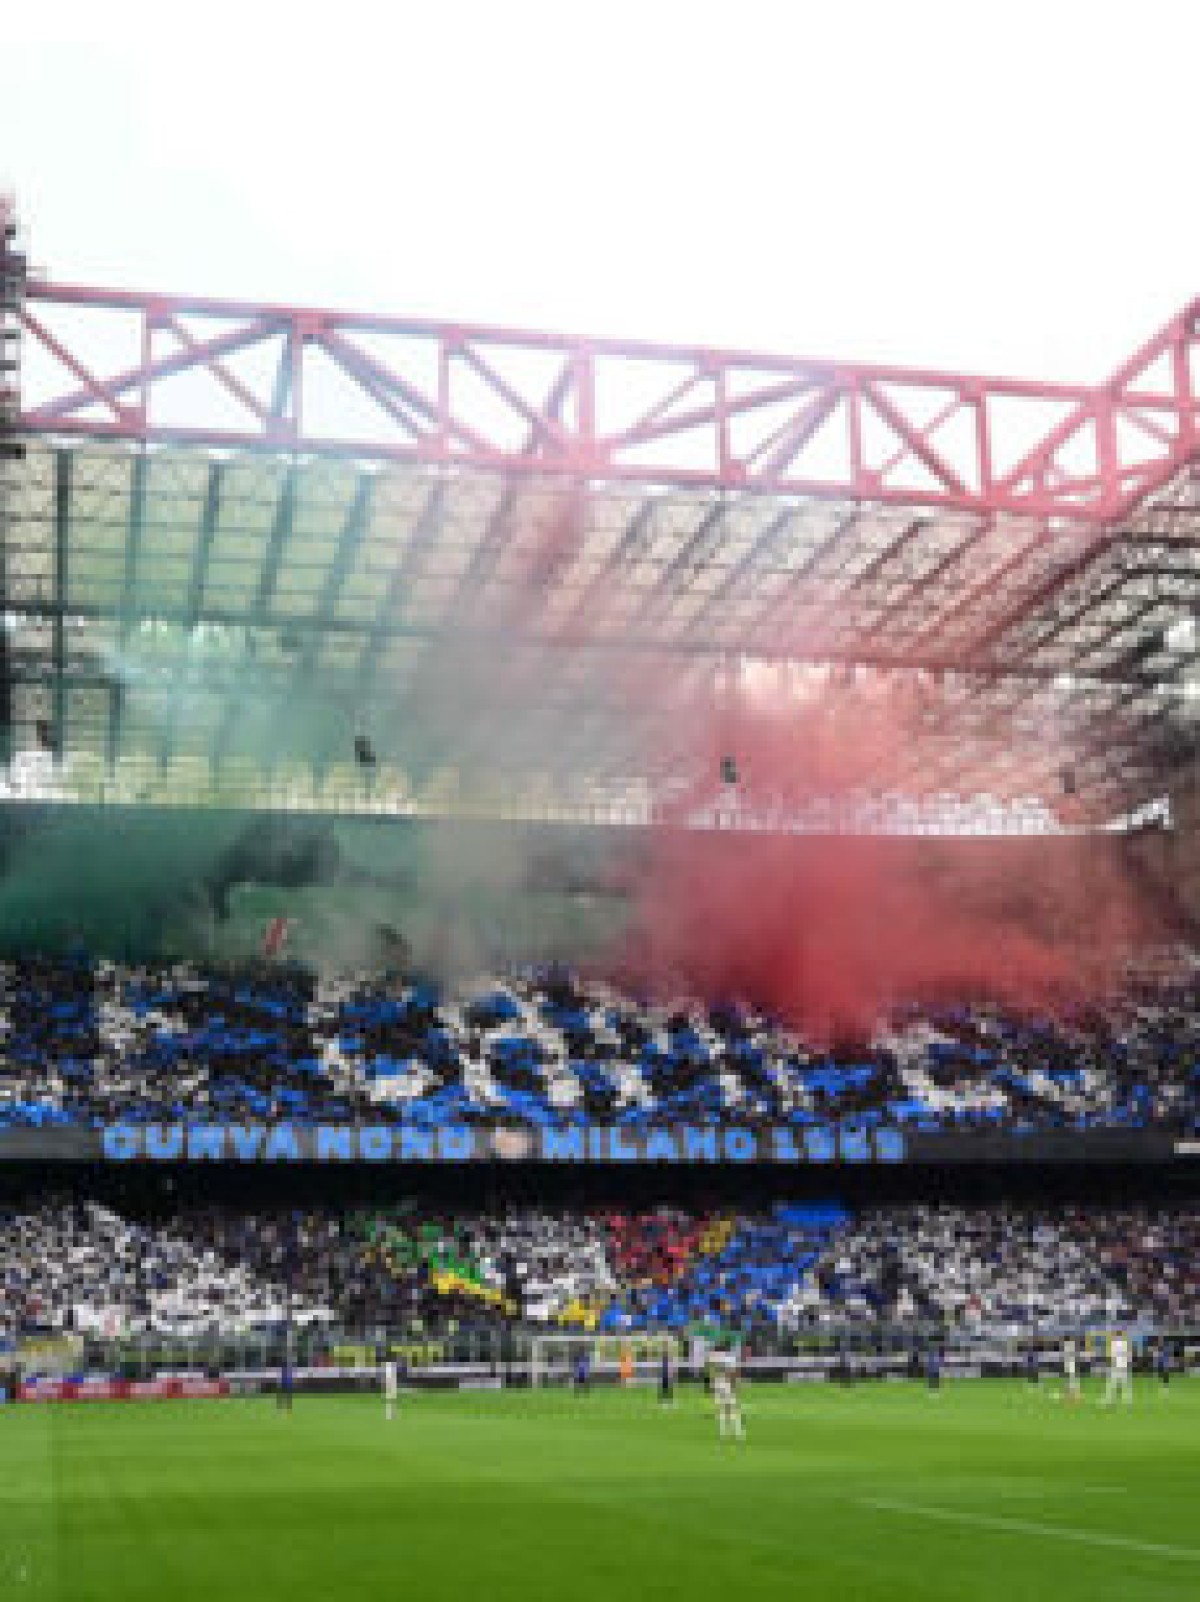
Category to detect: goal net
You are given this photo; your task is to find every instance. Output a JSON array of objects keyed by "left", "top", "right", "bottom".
[{"left": 528, "top": 1332, "right": 682, "bottom": 1388}]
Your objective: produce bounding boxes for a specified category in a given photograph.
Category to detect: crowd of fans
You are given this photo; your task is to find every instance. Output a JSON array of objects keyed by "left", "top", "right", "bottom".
[
  {"left": 800, "top": 1207, "right": 1129, "bottom": 1332},
  {"left": 1, "top": 955, "right": 1194, "bottom": 1344},
  {"left": 1073, "top": 1207, "right": 1200, "bottom": 1326},
  {"left": 0, "top": 955, "right": 1196, "bottom": 1136},
  {"left": 2, "top": 1199, "right": 1196, "bottom": 1340},
  {"left": 0, "top": 1200, "right": 326, "bottom": 1338}
]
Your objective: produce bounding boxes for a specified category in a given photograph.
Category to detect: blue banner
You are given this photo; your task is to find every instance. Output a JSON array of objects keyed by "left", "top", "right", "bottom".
[
  {"left": 0, "top": 1125, "right": 1185, "bottom": 1164},
  {"left": 96, "top": 1121, "right": 907, "bottom": 1165}
]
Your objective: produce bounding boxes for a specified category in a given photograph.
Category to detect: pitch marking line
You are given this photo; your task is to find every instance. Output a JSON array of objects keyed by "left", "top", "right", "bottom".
[
  {"left": 857, "top": 1497, "right": 1200, "bottom": 1565},
  {"left": 964, "top": 1485, "right": 1124, "bottom": 1500}
]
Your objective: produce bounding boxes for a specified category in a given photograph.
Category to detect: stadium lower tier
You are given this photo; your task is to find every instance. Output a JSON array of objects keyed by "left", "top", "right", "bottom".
[
  {"left": 0, "top": 956, "right": 1196, "bottom": 1135},
  {"left": 3, "top": 1200, "right": 1197, "bottom": 1338}
]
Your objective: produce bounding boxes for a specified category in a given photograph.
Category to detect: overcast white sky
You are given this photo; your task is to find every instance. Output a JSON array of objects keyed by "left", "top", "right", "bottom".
[{"left": 3, "top": 1, "right": 1197, "bottom": 382}]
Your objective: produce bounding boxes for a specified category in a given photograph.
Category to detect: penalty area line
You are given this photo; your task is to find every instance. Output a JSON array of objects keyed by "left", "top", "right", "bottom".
[{"left": 856, "top": 1497, "right": 1200, "bottom": 1565}]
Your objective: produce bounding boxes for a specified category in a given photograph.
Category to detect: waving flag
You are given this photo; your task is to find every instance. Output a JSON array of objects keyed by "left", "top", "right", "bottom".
[{"left": 262, "top": 917, "right": 292, "bottom": 958}]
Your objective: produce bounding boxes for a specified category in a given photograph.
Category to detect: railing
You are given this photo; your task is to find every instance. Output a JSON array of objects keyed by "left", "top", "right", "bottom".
[{"left": 61, "top": 1320, "right": 1200, "bottom": 1382}]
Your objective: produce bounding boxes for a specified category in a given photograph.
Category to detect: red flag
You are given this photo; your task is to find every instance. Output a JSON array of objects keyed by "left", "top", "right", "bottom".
[{"left": 262, "top": 917, "right": 291, "bottom": 958}]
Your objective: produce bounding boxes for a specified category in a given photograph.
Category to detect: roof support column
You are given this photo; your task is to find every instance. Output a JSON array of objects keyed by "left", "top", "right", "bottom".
[
  {"left": 108, "top": 450, "right": 147, "bottom": 771},
  {"left": 52, "top": 447, "right": 69, "bottom": 765}
]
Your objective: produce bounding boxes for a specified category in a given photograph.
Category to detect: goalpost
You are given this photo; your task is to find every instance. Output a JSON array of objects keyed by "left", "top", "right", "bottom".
[{"left": 528, "top": 1331, "right": 682, "bottom": 1388}]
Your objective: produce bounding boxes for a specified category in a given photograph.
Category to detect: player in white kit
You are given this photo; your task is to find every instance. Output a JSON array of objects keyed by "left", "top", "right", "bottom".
[
  {"left": 709, "top": 1347, "right": 745, "bottom": 1441},
  {"left": 382, "top": 1358, "right": 399, "bottom": 1421},
  {"left": 1101, "top": 1331, "right": 1133, "bottom": 1406},
  {"left": 1062, "top": 1336, "right": 1082, "bottom": 1403}
]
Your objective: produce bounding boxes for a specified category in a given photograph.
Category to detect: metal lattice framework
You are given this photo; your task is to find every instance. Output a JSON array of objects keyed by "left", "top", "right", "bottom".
[{"left": 2, "top": 250, "right": 1198, "bottom": 831}]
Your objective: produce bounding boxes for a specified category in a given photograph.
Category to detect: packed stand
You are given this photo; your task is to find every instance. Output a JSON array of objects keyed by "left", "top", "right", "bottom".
[
  {"left": 0, "top": 1200, "right": 335, "bottom": 1338},
  {"left": 802, "top": 1206, "right": 1131, "bottom": 1333},
  {"left": 0, "top": 956, "right": 1196, "bottom": 1136},
  {"left": 3, "top": 1199, "right": 1198, "bottom": 1340},
  {"left": 1067, "top": 1207, "right": 1200, "bottom": 1325}
]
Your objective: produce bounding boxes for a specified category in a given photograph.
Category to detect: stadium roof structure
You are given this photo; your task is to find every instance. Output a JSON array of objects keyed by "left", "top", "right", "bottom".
[{"left": 1, "top": 211, "right": 1198, "bottom": 834}]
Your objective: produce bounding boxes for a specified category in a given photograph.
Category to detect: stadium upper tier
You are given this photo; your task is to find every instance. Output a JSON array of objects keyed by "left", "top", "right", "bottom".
[
  {"left": 0, "top": 957, "right": 1195, "bottom": 1135},
  {"left": 3, "top": 266, "right": 1199, "bottom": 827},
  {"left": 3, "top": 1200, "right": 1197, "bottom": 1338}
]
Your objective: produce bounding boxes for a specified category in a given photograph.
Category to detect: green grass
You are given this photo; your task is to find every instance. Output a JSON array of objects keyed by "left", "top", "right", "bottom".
[{"left": 3, "top": 1380, "right": 1200, "bottom": 1601}]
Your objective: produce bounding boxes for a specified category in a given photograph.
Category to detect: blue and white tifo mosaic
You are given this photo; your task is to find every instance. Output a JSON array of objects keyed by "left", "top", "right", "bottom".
[{"left": 101, "top": 1122, "right": 906, "bottom": 1164}]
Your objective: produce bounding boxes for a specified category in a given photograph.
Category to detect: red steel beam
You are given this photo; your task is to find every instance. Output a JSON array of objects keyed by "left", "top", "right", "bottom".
[{"left": 17, "top": 281, "right": 1200, "bottom": 525}]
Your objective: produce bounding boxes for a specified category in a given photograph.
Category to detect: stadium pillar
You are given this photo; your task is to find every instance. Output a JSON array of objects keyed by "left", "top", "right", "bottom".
[
  {"left": 0, "top": 198, "right": 24, "bottom": 767},
  {"left": 52, "top": 448, "right": 70, "bottom": 764}
]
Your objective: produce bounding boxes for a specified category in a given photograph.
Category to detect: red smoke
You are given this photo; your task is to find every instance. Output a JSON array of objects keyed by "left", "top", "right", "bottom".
[
  {"left": 607, "top": 671, "right": 1162, "bottom": 1038},
  {"left": 617, "top": 828, "right": 1155, "bottom": 1039},
  {"left": 413, "top": 490, "right": 1171, "bottom": 1035}
]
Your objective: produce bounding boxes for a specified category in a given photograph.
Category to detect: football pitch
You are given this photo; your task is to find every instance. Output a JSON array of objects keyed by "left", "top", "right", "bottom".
[{"left": 3, "top": 1381, "right": 1199, "bottom": 1601}]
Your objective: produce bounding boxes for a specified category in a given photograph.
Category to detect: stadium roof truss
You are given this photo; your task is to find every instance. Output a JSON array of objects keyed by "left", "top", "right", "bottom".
[{"left": 1, "top": 245, "right": 1198, "bottom": 833}]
